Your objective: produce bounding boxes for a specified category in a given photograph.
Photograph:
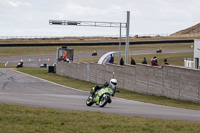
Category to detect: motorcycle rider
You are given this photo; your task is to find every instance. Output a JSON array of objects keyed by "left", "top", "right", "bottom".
[
  {"left": 157, "top": 47, "right": 162, "bottom": 53},
  {"left": 91, "top": 79, "right": 118, "bottom": 96}
]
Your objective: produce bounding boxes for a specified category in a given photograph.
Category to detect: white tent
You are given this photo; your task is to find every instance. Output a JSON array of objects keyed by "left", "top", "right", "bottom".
[{"left": 98, "top": 51, "right": 120, "bottom": 65}]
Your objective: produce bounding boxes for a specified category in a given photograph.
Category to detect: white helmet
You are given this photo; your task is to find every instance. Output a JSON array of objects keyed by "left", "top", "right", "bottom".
[{"left": 110, "top": 79, "right": 117, "bottom": 89}]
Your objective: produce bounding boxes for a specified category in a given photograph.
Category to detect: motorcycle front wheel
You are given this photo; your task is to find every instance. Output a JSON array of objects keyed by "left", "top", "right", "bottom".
[
  {"left": 86, "top": 95, "right": 94, "bottom": 106},
  {"left": 99, "top": 94, "right": 109, "bottom": 107}
]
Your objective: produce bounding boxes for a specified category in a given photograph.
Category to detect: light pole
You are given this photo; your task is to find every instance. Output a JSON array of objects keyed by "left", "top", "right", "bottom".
[
  {"left": 125, "top": 11, "right": 130, "bottom": 64},
  {"left": 118, "top": 23, "right": 122, "bottom": 64},
  {"left": 49, "top": 11, "right": 130, "bottom": 64}
]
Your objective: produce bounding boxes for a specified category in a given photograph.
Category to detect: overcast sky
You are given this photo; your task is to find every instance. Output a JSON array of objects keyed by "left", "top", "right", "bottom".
[{"left": 0, "top": 0, "right": 200, "bottom": 37}]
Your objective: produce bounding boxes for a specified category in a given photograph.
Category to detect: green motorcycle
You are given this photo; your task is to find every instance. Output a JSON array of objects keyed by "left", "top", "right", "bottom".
[
  {"left": 156, "top": 48, "right": 162, "bottom": 53},
  {"left": 86, "top": 86, "right": 119, "bottom": 107}
]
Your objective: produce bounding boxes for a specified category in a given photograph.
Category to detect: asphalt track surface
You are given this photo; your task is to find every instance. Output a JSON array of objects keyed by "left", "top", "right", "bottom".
[
  {"left": 0, "top": 68, "right": 200, "bottom": 121},
  {"left": 0, "top": 49, "right": 193, "bottom": 67}
]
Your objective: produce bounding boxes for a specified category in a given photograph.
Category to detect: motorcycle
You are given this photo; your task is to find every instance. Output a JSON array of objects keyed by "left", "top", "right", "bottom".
[
  {"left": 156, "top": 48, "right": 162, "bottom": 53},
  {"left": 86, "top": 86, "right": 119, "bottom": 107},
  {"left": 92, "top": 51, "right": 97, "bottom": 56},
  {"left": 16, "top": 62, "right": 24, "bottom": 68}
]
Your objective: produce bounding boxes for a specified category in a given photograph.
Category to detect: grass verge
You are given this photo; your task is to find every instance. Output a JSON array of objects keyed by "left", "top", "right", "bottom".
[
  {"left": 0, "top": 63, "right": 15, "bottom": 68},
  {"left": 16, "top": 67, "right": 200, "bottom": 111},
  {"left": 0, "top": 103, "right": 200, "bottom": 133}
]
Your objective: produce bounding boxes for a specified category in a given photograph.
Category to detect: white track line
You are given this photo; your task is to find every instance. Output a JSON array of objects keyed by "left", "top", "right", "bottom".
[{"left": 5, "top": 62, "right": 8, "bottom": 66}]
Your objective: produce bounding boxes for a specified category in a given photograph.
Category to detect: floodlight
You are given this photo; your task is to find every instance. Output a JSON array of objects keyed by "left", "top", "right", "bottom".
[
  {"left": 50, "top": 20, "right": 63, "bottom": 25},
  {"left": 67, "top": 21, "right": 80, "bottom": 25}
]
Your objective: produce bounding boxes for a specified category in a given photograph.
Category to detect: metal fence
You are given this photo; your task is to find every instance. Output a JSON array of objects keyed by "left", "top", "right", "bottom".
[{"left": 0, "top": 33, "right": 200, "bottom": 39}]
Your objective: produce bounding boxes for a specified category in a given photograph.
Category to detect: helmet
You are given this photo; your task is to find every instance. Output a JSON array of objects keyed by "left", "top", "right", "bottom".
[{"left": 110, "top": 79, "right": 117, "bottom": 89}]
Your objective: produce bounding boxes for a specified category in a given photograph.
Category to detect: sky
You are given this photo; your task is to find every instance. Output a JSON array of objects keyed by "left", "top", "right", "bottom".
[{"left": 0, "top": 0, "right": 200, "bottom": 37}]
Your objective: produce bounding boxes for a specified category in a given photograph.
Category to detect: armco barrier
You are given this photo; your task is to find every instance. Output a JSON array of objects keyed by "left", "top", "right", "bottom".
[
  {"left": 56, "top": 62, "right": 200, "bottom": 103},
  {"left": 0, "top": 39, "right": 194, "bottom": 47}
]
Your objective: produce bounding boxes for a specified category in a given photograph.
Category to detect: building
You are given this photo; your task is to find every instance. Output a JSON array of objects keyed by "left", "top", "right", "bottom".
[{"left": 194, "top": 39, "right": 200, "bottom": 69}]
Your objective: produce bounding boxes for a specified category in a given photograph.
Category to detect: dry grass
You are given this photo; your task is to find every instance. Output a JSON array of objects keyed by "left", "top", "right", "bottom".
[{"left": 1, "top": 103, "right": 200, "bottom": 133}]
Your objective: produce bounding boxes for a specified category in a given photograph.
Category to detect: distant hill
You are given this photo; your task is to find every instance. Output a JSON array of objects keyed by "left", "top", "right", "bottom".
[{"left": 171, "top": 23, "right": 200, "bottom": 37}]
